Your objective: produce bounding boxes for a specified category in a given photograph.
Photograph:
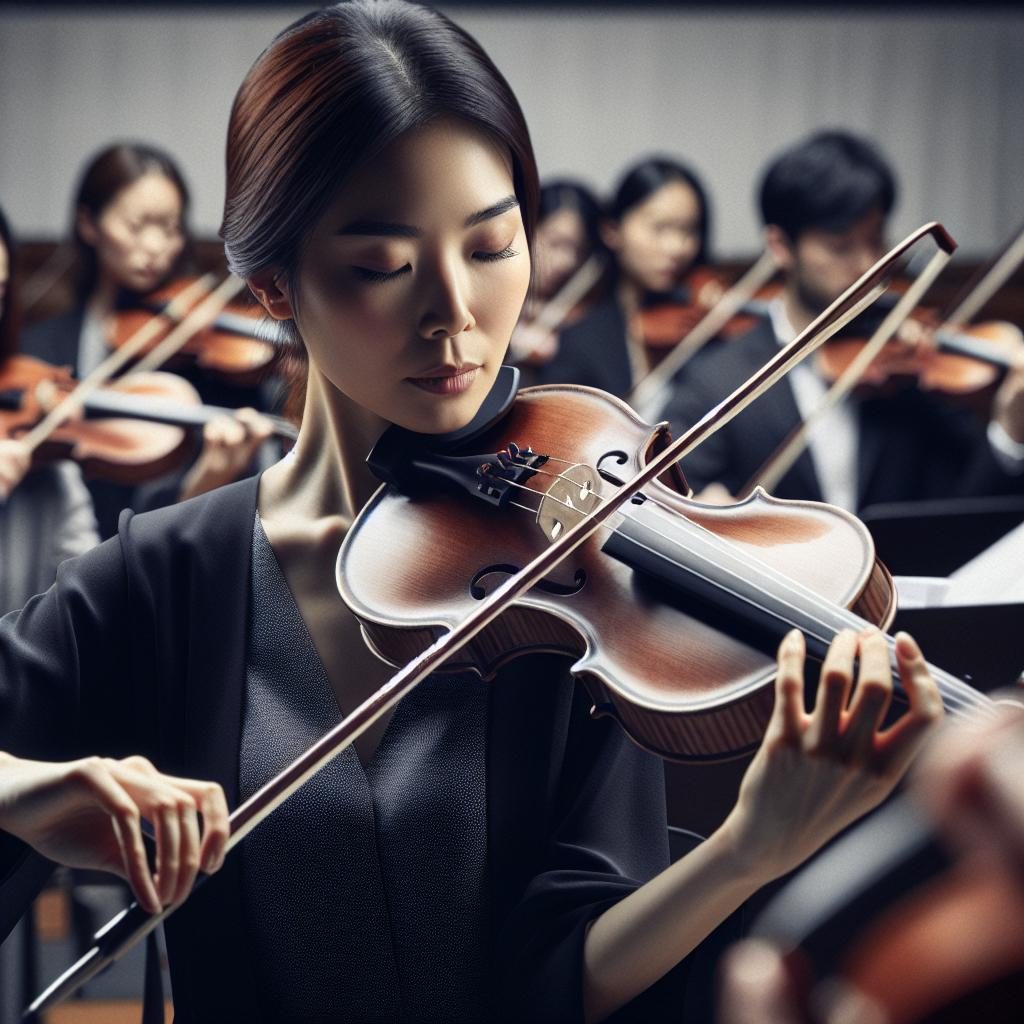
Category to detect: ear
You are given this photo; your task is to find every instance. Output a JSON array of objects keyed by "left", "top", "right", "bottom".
[
  {"left": 248, "top": 271, "right": 295, "bottom": 321},
  {"left": 599, "top": 217, "right": 622, "bottom": 254},
  {"left": 763, "top": 225, "right": 795, "bottom": 273},
  {"left": 76, "top": 206, "right": 99, "bottom": 247}
]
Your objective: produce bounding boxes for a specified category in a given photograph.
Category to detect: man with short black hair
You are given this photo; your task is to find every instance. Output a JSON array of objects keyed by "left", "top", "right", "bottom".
[{"left": 661, "top": 129, "right": 1024, "bottom": 513}]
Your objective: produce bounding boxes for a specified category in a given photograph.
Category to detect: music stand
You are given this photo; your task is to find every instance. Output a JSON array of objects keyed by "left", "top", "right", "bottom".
[{"left": 862, "top": 495, "right": 1024, "bottom": 577}]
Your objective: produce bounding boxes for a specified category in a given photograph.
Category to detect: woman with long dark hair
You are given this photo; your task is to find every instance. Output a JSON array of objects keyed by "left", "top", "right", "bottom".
[
  {"left": 539, "top": 156, "right": 713, "bottom": 398},
  {"left": 21, "top": 142, "right": 274, "bottom": 537},
  {"left": 0, "top": 5, "right": 941, "bottom": 1022}
]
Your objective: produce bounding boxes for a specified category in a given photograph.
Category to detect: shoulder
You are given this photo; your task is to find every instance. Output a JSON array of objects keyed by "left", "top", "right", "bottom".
[
  {"left": 115, "top": 475, "right": 259, "bottom": 599},
  {"left": 20, "top": 308, "right": 86, "bottom": 365},
  {"left": 558, "top": 295, "right": 625, "bottom": 347}
]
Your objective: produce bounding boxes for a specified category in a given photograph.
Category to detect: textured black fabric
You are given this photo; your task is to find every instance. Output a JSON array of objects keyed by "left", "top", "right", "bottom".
[
  {"left": 241, "top": 518, "right": 488, "bottom": 1022},
  {"left": 0, "top": 477, "right": 700, "bottom": 1022},
  {"left": 660, "top": 316, "right": 1024, "bottom": 512},
  {"left": 537, "top": 296, "right": 635, "bottom": 399}
]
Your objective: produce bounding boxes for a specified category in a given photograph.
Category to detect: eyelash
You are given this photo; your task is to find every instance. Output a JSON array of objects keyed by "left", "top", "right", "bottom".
[{"left": 353, "top": 246, "right": 519, "bottom": 283}]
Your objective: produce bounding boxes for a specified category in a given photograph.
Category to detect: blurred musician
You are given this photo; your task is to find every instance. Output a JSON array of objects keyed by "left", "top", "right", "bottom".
[
  {"left": 660, "top": 130, "right": 1024, "bottom": 512},
  {"left": 538, "top": 155, "right": 713, "bottom": 398}
]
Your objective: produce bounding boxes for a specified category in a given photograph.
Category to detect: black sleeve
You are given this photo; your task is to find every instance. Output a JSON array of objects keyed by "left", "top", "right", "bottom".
[
  {"left": 0, "top": 537, "right": 138, "bottom": 940},
  {"left": 497, "top": 680, "right": 741, "bottom": 1022}
]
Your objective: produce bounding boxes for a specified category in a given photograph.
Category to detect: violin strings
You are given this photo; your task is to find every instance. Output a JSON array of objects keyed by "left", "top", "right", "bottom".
[{"left": 502, "top": 450, "right": 987, "bottom": 716}]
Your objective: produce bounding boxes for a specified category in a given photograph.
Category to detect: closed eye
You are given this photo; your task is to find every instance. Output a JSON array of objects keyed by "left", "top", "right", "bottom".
[
  {"left": 474, "top": 245, "right": 518, "bottom": 263},
  {"left": 353, "top": 264, "right": 411, "bottom": 283}
]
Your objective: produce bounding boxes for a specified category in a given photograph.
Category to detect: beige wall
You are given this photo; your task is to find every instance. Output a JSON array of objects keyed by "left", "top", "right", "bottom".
[{"left": 1, "top": 5, "right": 1021, "bottom": 256}]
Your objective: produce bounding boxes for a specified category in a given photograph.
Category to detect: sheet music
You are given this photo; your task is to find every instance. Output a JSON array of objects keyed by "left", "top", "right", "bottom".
[
  {"left": 945, "top": 520, "right": 1024, "bottom": 605},
  {"left": 893, "top": 520, "right": 1024, "bottom": 608}
]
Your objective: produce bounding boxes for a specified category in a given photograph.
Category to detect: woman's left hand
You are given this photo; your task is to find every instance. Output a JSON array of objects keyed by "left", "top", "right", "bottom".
[{"left": 722, "top": 628, "right": 944, "bottom": 882}]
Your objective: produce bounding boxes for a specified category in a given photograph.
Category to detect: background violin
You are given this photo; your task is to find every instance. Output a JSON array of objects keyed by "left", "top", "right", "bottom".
[
  {"left": 109, "top": 276, "right": 280, "bottom": 387},
  {"left": 0, "top": 353, "right": 295, "bottom": 484},
  {"left": 638, "top": 267, "right": 779, "bottom": 350},
  {"left": 818, "top": 315, "right": 1024, "bottom": 396}
]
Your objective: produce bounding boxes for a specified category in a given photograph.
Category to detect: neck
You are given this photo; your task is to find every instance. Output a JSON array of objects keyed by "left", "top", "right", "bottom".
[
  {"left": 260, "top": 366, "right": 386, "bottom": 533},
  {"left": 617, "top": 277, "right": 642, "bottom": 314},
  {"left": 782, "top": 282, "right": 815, "bottom": 335},
  {"left": 90, "top": 272, "right": 120, "bottom": 314}
]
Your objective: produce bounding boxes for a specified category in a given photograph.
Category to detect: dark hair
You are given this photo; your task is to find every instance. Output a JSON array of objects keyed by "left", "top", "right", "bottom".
[
  {"left": 0, "top": 205, "right": 19, "bottom": 362},
  {"left": 607, "top": 156, "right": 712, "bottom": 267},
  {"left": 72, "top": 142, "right": 191, "bottom": 303},
  {"left": 759, "top": 130, "right": 896, "bottom": 242},
  {"left": 538, "top": 178, "right": 603, "bottom": 256},
  {"left": 221, "top": 0, "right": 539, "bottom": 355}
]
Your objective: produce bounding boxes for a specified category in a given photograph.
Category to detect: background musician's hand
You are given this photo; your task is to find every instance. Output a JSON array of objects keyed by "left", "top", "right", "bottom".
[
  {"left": 914, "top": 694, "right": 1024, "bottom": 868},
  {"left": 0, "top": 752, "right": 229, "bottom": 913},
  {"left": 721, "top": 628, "right": 943, "bottom": 883},
  {"left": 0, "top": 438, "right": 31, "bottom": 501},
  {"left": 178, "top": 406, "right": 273, "bottom": 502},
  {"left": 992, "top": 364, "right": 1024, "bottom": 445},
  {"left": 508, "top": 321, "right": 558, "bottom": 366}
]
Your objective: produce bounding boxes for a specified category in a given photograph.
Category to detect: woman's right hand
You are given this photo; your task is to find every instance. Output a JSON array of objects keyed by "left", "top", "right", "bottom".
[
  {"left": 0, "top": 438, "right": 31, "bottom": 501},
  {"left": 720, "top": 628, "right": 943, "bottom": 884},
  {"left": 0, "top": 752, "right": 229, "bottom": 913}
]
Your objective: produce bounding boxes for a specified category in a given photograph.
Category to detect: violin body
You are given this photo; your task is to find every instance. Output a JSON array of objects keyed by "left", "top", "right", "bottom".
[
  {"left": 818, "top": 318, "right": 1024, "bottom": 396},
  {"left": 639, "top": 270, "right": 779, "bottom": 350},
  {"left": 338, "top": 384, "right": 895, "bottom": 763},
  {"left": 0, "top": 354, "right": 191, "bottom": 484},
  {"left": 110, "top": 277, "right": 278, "bottom": 387}
]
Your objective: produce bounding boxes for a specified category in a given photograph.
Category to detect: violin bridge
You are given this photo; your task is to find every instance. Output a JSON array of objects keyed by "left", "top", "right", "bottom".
[{"left": 536, "top": 463, "right": 600, "bottom": 542}]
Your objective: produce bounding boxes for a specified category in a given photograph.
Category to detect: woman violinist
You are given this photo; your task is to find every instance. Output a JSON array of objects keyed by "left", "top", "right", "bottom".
[
  {"left": 20, "top": 142, "right": 275, "bottom": 537},
  {"left": 0, "top": 4, "right": 942, "bottom": 1021},
  {"left": 0, "top": 203, "right": 100, "bottom": 615},
  {"left": 507, "top": 178, "right": 604, "bottom": 380},
  {"left": 538, "top": 156, "right": 714, "bottom": 399}
]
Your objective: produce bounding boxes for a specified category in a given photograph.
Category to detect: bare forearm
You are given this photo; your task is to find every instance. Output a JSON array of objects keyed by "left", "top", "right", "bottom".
[{"left": 582, "top": 820, "right": 767, "bottom": 1024}]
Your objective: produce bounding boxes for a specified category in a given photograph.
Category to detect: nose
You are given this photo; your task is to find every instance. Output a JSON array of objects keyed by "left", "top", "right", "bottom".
[
  {"left": 417, "top": 261, "right": 476, "bottom": 340},
  {"left": 137, "top": 225, "right": 167, "bottom": 258}
]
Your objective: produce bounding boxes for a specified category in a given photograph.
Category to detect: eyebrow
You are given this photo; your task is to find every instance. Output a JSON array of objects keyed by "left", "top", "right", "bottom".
[{"left": 337, "top": 195, "right": 519, "bottom": 238}]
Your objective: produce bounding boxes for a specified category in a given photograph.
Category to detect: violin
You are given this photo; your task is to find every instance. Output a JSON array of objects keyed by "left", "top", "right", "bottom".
[
  {"left": 818, "top": 316, "right": 1024, "bottom": 395},
  {"left": 339, "top": 373, "right": 990, "bottom": 763},
  {"left": 638, "top": 268, "right": 778, "bottom": 349},
  {"left": 748, "top": 786, "right": 1024, "bottom": 1023},
  {"left": 0, "top": 353, "right": 296, "bottom": 484},
  {"left": 108, "top": 276, "right": 280, "bottom": 387}
]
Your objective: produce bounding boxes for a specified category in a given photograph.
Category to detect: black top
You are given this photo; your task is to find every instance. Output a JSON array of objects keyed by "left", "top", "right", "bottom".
[
  {"left": 0, "top": 475, "right": 703, "bottom": 1022},
  {"left": 537, "top": 295, "right": 635, "bottom": 399},
  {"left": 241, "top": 516, "right": 489, "bottom": 1022},
  {"left": 660, "top": 316, "right": 1024, "bottom": 512}
]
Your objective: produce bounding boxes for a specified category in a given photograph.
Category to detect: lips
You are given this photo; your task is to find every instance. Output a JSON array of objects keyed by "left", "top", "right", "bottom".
[{"left": 406, "top": 364, "right": 481, "bottom": 395}]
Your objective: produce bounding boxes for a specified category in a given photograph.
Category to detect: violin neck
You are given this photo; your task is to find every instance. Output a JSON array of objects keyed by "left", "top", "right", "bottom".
[
  {"left": 142, "top": 296, "right": 271, "bottom": 342},
  {"left": 739, "top": 297, "right": 772, "bottom": 320},
  {"left": 82, "top": 390, "right": 298, "bottom": 441},
  {"left": 602, "top": 500, "right": 989, "bottom": 718},
  {"left": 935, "top": 328, "right": 1015, "bottom": 370}
]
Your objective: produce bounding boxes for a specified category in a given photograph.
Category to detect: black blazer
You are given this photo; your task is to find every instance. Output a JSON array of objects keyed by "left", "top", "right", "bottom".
[
  {"left": 0, "top": 477, "right": 725, "bottom": 1022},
  {"left": 661, "top": 317, "right": 1023, "bottom": 512},
  {"left": 20, "top": 308, "right": 85, "bottom": 371},
  {"left": 537, "top": 295, "right": 634, "bottom": 399}
]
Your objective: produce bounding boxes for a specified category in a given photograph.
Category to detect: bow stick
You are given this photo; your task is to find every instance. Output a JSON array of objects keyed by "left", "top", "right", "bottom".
[{"left": 26, "top": 221, "right": 955, "bottom": 1018}]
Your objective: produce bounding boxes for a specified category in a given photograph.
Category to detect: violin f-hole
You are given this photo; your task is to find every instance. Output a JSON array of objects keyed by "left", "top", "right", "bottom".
[
  {"left": 596, "top": 450, "right": 629, "bottom": 485},
  {"left": 469, "top": 563, "right": 587, "bottom": 600}
]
